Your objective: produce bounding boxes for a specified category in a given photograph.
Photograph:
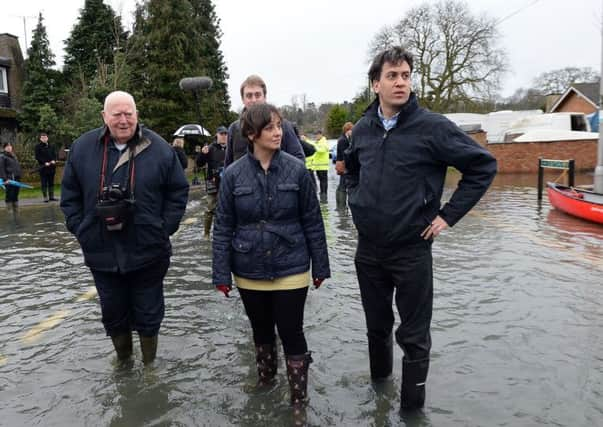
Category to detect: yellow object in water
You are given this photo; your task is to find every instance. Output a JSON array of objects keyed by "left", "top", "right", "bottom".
[
  {"left": 21, "top": 310, "right": 70, "bottom": 344},
  {"left": 76, "top": 287, "right": 97, "bottom": 302}
]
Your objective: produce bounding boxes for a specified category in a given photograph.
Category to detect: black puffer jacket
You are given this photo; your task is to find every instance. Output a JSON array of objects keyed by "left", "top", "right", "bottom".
[
  {"left": 61, "top": 126, "right": 189, "bottom": 273},
  {"left": 212, "top": 149, "right": 330, "bottom": 286},
  {"left": 345, "top": 94, "right": 497, "bottom": 246}
]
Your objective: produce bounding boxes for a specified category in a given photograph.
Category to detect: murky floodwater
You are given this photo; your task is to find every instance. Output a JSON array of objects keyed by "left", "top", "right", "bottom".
[{"left": 1, "top": 170, "right": 602, "bottom": 426}]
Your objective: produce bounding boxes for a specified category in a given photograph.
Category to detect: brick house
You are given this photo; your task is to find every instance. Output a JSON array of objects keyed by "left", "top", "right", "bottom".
[
  {"left": 549, "top": 82, "right": 599, "bottom": 115},
  {"left": 0, "top": 33, "right": 24, "bottom": 146}
]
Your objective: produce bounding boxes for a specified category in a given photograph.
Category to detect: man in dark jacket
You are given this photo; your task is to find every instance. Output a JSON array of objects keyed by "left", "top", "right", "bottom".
[
  {"left": 61, "top": 91, "right": 189, "bottom": 365},
  {"left": 345, "top": 47, "right": 497, "bottom": 410},
  {"left": 224, "top": 74, "right": 304, "bottom": 168},
  {"left": 196, "top": 125, "right": 228, "bottom": 238},
  {"left": 335, "top": 121, "right": 353, "bottom": 205},
  {"left": 35, "top": 132, "right": 57, "bottom": 202}
]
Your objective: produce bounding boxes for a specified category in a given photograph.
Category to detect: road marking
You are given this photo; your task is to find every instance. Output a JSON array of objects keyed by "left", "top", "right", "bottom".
[
  {"left": 76, "top": 286, "right": 97, "bottom": 302},
  {"left": 18, "top": 215, "right": 196, "bottom": 345},
  {"left": 21, "top": 310, "right": 71, "bottom": 344}
]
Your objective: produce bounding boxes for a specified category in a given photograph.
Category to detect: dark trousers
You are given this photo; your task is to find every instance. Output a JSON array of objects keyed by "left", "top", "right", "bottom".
[
  {"left": 40, "top": 171, "right": 55, "bottom": 198},
  {"left": 91, "top": 258, "right": 170, "bottom": 337},
  {"left": 315, "top": 170, "right": 328, "bottom": 194},
  {"left": 336, "top": 174, "right": 348, "bottom": 194},
  {"left": 5, "top": 185, "right": 19, "bottom": 203},
  {"left": 355, "top": 238, "right": 433, "bottom": 361},
  {"left": 238, "top": 287, "right": 309, "bottom": 355}
]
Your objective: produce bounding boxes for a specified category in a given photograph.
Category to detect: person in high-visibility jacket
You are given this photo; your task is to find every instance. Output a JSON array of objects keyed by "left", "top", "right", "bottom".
[{"left": 304, "top": 130, "right": 330, "bottom": 194}]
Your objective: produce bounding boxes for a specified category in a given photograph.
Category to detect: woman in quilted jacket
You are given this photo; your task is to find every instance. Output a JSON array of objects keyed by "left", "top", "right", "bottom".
[{"left": 212, "top": 103, "right": 330, "bottom": 414}]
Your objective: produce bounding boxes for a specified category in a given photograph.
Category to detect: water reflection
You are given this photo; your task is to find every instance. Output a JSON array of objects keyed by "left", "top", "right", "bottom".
[{"left": 0, "top": 172, "right": 602, "bottom": 426}]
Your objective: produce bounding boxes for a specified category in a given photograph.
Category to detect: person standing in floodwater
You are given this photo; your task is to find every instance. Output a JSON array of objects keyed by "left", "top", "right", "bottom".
[
  {"left": 212, "top": 103, "right": 330, "bottom": 416},
  {"left": 61, "top": 91, "right": 189, "bottom": 366},
  {"left": 0, "top": 142, "right": 23, "bottom": 218},
  {"left": 345, "top": 46, "right": 497, "bottom": 411}
]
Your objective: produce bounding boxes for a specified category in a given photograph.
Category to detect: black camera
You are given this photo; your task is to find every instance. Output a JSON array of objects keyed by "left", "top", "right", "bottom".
[{"left": 96, "top": 184, "right": 135, "bottom": 231}]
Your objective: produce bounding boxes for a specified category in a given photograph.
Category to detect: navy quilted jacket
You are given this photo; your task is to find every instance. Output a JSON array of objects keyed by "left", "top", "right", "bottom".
[{"left": 212, "top": 150, "right": 330, "bottom": 286}]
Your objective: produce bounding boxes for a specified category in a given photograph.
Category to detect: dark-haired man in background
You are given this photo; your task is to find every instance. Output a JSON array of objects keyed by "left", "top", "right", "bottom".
[
  {"left": 224, "top": 74, "right": 304, "bottom": 168},
  {"left": 35, "top": 132, "right": 57, "bottom": 202}
]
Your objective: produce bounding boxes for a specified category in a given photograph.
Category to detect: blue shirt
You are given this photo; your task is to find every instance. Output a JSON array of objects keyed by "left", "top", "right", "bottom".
[{"left": 378, "top": 106, "right": 401, "bottom": 131}]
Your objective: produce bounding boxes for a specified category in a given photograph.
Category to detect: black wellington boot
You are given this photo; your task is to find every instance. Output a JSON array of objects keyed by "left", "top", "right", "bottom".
[
  {"left": 255, "top": 342, "right": 278, "bottom": 386},
  {"left": 368, "top": 334, "right": 393, "bottom": 382},
  {"left": 111, "top": 331, "right": 133, "bottom": 361},
  {"left": 400, "top": 357, "right": 429, "bottom": 411},
  {"left": 140, "top": 334, "right": 158, "bottom": 365}
]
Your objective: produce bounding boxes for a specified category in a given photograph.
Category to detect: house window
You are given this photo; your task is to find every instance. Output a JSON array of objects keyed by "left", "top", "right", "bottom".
[{"left": 0, "top": 67, "right": 7, "bottom": 94}]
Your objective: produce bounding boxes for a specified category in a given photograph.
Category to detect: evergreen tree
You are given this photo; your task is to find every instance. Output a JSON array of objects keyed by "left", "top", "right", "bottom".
[
  {"left": 189, "top": 0, "right": 231, "bottom": 128},
  {"left": 129, "top": 0, "right": 231, "bottom": 140},
  {"left": 63, "top": 0, "right": 127, "bottom": 92},
  {"left": 18, "top": 13, "right": 63, "bottom": 137},
  {"left": 325, "top": 105, "right": 348, "bottom": 138}
]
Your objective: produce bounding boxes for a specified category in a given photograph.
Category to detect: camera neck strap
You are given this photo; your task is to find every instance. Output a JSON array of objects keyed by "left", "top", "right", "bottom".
[{"left": 98, "top": 134, "right": 136, "bottom": 199}]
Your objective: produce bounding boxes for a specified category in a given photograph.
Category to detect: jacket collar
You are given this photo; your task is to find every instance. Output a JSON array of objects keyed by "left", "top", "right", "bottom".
[
  {"left": 364, "top": 92, "right": 419, "bottom": 128},
  {"left": 246, "top": 146, "right": 282, "bottom": 172},
  {"left": 97, "top": 125, "right": 152, "bottom": 171}
]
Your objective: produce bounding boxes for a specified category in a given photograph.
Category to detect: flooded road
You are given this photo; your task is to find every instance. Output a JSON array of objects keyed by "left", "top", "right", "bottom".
[{"left": 1, "top": 170, "right": 602, "bottom": 426}]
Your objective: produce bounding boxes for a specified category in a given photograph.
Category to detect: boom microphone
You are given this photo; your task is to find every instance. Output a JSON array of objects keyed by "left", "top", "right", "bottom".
[{"left": 179, "top": 76, "right": 213, "bottom": 92}]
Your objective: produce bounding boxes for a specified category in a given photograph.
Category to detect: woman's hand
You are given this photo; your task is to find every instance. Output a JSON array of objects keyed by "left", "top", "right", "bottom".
[
  {"left": 313, "top": 278, "right": 325, "bottom": 289},
  {"left": 216, "top": 284, "right": 231, "bottom": 297}
]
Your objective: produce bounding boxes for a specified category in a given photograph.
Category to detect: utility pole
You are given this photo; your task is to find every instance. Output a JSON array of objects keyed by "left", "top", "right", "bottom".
[
  {"left": 595, "top": 1, "right": 603, "bottom": 193},
  {"left": 10, "top": 14, "right": 36, "bottom": 56}
]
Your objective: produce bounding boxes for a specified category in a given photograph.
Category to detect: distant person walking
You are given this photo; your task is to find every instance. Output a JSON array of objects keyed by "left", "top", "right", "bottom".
[
  {"left": 335, "top": 122, "right": 353, "bottom": 202},
  {"left": 172, "top": 137, "right": 188, "bottom": 171},
  {"left": 0, "top": 142, "right": 22, "bottom": 216},
  {"left": 196, "top": 126, "right": 228, "bottom": 239},
  {"left": 35, "top": 132, "right": 57, "bottom": 202},
  {"left": 345, "top": 46, "right": 497, "bottom": 411},
  {"left": 303, "top": 130, "right": 330, "bottom": 195}
]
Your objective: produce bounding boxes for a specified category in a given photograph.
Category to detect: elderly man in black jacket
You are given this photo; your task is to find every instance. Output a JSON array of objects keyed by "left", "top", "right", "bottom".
[
  {"left": 61, "top": 91, "right": 189, "bottom": 365},
  {"left": 345, "top": 47, "right": 497, "bottom": 411}
]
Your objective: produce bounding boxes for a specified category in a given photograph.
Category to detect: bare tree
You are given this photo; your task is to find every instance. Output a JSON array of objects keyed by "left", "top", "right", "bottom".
[
  {"left": 532, "top": 67, "right": 600, "bottom": 95},
  {"left": 368, "top": 0, "right": 507, "bottom": 112}
]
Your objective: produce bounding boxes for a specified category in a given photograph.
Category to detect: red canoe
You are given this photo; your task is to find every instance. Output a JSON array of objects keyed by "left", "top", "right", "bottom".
[{"left": 547, "top": 182, "right": 603, "bottom": 224}]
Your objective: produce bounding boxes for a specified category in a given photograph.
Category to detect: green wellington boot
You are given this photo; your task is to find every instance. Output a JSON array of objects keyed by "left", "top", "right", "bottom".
[
  {"left": 110, "top": 331, "right": 133, "bottom": 360},
  {"left": 140, "top": 334, "right": 158, "bottom": 365}
]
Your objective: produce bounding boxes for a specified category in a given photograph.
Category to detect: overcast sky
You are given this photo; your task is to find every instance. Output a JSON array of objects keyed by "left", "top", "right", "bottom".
[{"left": 1, "top": 0, "right": 601, "bottom": 111}]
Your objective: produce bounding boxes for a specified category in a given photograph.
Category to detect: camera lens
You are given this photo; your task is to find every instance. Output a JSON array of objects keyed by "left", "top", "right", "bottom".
[{"left": 108, "top": 188, "right": 123, "bottom": 200}]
